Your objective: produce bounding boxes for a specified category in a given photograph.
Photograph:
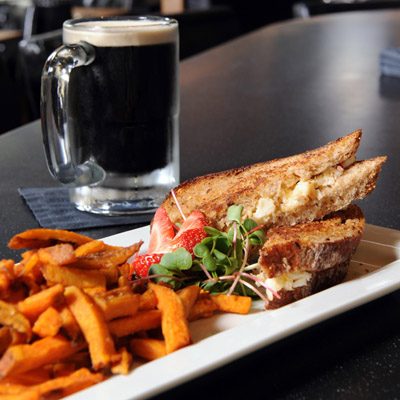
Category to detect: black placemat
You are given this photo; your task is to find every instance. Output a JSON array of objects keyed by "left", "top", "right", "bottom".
[{"left": 19, "top": 187, "right": 153, "bottom": 230}]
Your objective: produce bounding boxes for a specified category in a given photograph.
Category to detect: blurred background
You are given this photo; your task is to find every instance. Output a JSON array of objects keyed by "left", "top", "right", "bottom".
[{"left": 1, "top": 0, "right": 400, "bottom": 135}]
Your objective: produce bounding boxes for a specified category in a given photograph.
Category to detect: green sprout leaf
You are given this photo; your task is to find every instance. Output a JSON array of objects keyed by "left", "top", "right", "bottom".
[
  {"left": 227, "top": 205, "right": 243, "bottom": 223},
  {"left": 213, "top": 248, "right": 228, "bottom": 261},
  {"left": 204, "top": 226, "right": 222, "bottom": 237},
  {"left": 200, "top": 236, "right": 215, "bottom": 246},
  {"left": 243, "top": 218, "right": 258, "bottom": 232},
  {"left": 194, "top": 243, "right": 210, "bottom": 258},
  {"left": 203, "top": 254, "right": 217, "bottom": 271},
  {"left": 249, "top": 229, "right": 266, "bottom": 245},
  {"left": 160, "top": 248, "right": 192, "bottom": 271},
  {"left": 214, "top": 237, "right": 231, "bottom": 254}
]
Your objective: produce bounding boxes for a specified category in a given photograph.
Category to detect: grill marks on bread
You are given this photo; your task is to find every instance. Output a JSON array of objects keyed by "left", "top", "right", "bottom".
[{"left": 162, "top": 130, "right": 385, "bottom": 230}]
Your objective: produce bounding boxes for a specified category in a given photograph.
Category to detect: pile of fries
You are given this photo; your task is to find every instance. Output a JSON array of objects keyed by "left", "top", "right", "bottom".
[{"left": 0, "top": 228, "right": 252, "bottom": 399}]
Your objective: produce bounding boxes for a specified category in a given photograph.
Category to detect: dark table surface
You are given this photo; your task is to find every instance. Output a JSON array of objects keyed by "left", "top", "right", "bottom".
[{"left": 1, "top": 9, "right": 400, "bottom": 400}]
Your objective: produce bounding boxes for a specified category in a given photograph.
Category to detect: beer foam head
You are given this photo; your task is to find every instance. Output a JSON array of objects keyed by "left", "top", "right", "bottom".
[{"left": 63, "top": 17, "right": 178, "bottom": 47}]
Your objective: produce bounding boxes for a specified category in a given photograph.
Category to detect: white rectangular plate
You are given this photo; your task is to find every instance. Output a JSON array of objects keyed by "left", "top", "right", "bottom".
[{"left": 66, "top": 223, "right": 400, "bottom": 400}]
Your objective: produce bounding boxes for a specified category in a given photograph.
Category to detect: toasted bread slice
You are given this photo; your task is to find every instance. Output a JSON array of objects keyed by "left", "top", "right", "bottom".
[
  {"left": 256, "top": 205, "right": 364, "bottom": 309},
  {"left": 162, "top": 130, "right": 386, "bottom": 229},
  {"left": 258, "top": 205, "right": 364, "bottom": 278}
]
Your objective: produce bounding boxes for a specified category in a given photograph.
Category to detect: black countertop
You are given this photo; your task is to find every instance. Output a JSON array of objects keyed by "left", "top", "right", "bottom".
[{"left": 1, "top": 9, "right": 400, "bottom": 399}]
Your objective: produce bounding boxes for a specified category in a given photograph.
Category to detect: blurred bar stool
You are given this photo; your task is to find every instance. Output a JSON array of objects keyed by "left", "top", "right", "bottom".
[
  {"left": 18, "top": 29, "right": 63, "bottom": 120},
  {"left": 0, "top": 29, "right": 22, "bottom": 80},
  {"left": 293, "top": 0, "right": 400, "bottom": 18},
  {"left": 0, "top": 32, "right": 25, "bottom": 134},
  {"left": 71, "top": 6, "right": 130, "bottom": 18},
  {"left": 160, "top": 0, "right": 184, "bottom": 14},
  {"left": 0, "top": 2, "right": 23, "bottom": 31},
  {"left": 72, "top": 0, "right": 153, "bottom": 17},
  {"left": 80, "top": 0, "right": 133, "bottom": 7},
  {"left": 23, "top": 0, "right": 72, "bottom": 39},
  {"left": 0, "top": 29, "right": 21, "bottom": 42},
  {"left": 162, "top": 6, "right": 241, "bottom": 59},
  {"left": 0, "top": 60, "right": 21, "bottom": 134}
]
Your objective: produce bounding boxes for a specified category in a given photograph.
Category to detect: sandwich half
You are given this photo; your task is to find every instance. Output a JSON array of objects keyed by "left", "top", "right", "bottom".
[
  {"left": 162, "top": 130, "right": 386, "bottom": 230},
  {"left": 255, "top": 205, "right": 365, "bottom": 309}
]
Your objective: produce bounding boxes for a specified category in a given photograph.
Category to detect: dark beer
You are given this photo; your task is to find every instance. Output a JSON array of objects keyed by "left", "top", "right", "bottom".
[{"left": 64, "top": 19, "right": 178, "bottom": 175}]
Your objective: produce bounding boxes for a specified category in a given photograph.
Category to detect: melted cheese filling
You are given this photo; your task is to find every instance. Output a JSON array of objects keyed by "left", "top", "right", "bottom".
[
  {"left": 251, "top": 158, "right": 355, "bottom": 224},
  {"left": 256, "top": 269, "right": 312, "bottom": 301}
]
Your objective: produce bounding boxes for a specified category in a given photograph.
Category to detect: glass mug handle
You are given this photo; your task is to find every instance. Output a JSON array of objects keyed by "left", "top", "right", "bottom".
[{"left": 41, "top": 43, "right": 104, "bottom": 186}]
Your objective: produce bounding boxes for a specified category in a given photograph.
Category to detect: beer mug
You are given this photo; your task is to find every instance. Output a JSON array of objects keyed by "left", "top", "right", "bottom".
[{"left": 41, "top": 16, "right": 179, "bottom": 215}]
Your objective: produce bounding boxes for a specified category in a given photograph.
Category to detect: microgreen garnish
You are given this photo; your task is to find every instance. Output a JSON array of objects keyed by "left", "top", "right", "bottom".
[{"left": 146, "top": 205, "right": 273, "bottom": 304}]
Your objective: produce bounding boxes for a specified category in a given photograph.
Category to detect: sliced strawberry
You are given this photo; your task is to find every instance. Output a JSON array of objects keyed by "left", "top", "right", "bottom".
[
  {"left": 170, "top": 211, "right": 208, "bottom": 254},
  {"left": 170, "top": 228, "right": 208, "bottom": 254},
  {"left": 131, "top": 209, "right": 208, "bottom": 280},
  {"left": 147, "top": 207, "right": 175, "bottom": 253},
  {"left": 174, "top": 211, "right": 208, "bottom": 240},
  {"left": 131, "top": 253, "right": 163, "bottom": 278}
]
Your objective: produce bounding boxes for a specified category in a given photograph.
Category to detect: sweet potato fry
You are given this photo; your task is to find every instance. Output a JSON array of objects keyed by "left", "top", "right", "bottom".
[
  {"left": 18, "top": 252, "right": 40, "bottom": 277},
  {"left": 9, "top": 331, "right": 28, "bottom": 346},
  {"left": 149, "top": 283, "right": 191, "bottom": 354},
  {"left": 93, "top": 287, "right": 140, "bottom": 321},
  {"left": 0, "top": 335, "right": 84, "bottom": 377},
  {"left": 71, "top": 243, "right": 142, "bottom": 270},
  {"left": 83, "top": 286, "right": 106, "bottom": 297},
  {"left": 118, "top": 262, "right": 131, "bottom": 282},
  {"left": 32, "top": 307, "right": 62, "bottom": 338},
  {"left": 17, "top": 284, "right": 64, "bottom": 321},
  {"left": 0, "top": 260, "right": 13, "bottom": 297},
  {"left": 177, "top": 285, "right": 201, "bottom": 317},
  {"left": 35, "top": 367, "right": 104, "bottom": 398},
  {"left": 0, "top": 300, "right": 31, "bottom": 338},
  {"left": 0, "top": 327, "right": 12, "bottom": 356},
  {"left": 37, "top": 244, "right": 77, "bottom": 266},
  {"left": 10, "top": 239, "right": 53, "bottom": 251},
  {"left": 0, "top": 382, "right": 27, "bottom": 395},
  {"left": 19, "top": 250, "right": 36, "bottom": 263},
  {"left": 211, "top": 294, "right": 252, "bottom": 314},
  {"left": 139, "top": 288, "right": 157, "bottom": 310},
  {"left": 7, "top": 367, "right": 104, "bottom": 399},
  {"left": 111, "top": 347, "right": 132, "bottom": 375},
  {"left": 42, "top": 264, "right": 106, "bottom": 289},
  {"left": 0, "top": 275, "right": 11, "bottom": 299},
  {"left": 61, "top": 351, "right": 91, "bottom": 370},
  {"left": 51, "top": 362, "right": 76, "bottom": 378},
  {"left": 8, "top": 229, "right": 92, "bottom": 250},
  {"left": 188, "top": 293, "right": 218, "bottom": 321},
  {"left": 59, "top": 306, "right": 81, "bottom": 340},
  {"left": 64, "top": 286, "right": 116, "bottom": 370},
  {"left": 74, "top": 240, "right": 106, "bottom": 258},
  {"left": 0, "top": 259, "right": 15, "bottom": 276},
  {"left": 118, "top": 275, "right": 130, "bottom": 288},
  {"left": 130, "top": 338, "right": 167, "bottom": 361},
  {"left": 99, "top": 265, "right": 119, "bottom": 285},
  {"left": 108, "top": 310, "right": 161, "bottom": 338},
  {"left": 0, "top": 388, "right": 38, "bottom": 400},
  {"left": 3, "top": 367, "right": 51, "bottom": 385}
]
